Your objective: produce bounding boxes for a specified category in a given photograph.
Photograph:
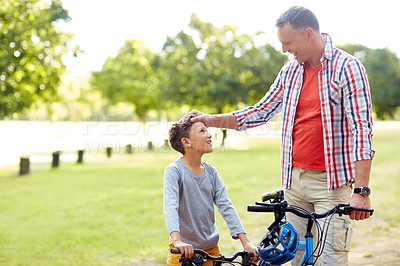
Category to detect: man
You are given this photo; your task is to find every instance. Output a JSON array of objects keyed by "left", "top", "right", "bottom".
[{"left": 187, "top": 6, "right": 374, "bottom": 265}]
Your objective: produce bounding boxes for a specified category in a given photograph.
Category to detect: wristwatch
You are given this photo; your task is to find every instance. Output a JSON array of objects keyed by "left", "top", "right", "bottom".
[{"left": 354, "top": 186, "right": 371, "bottom": 197}]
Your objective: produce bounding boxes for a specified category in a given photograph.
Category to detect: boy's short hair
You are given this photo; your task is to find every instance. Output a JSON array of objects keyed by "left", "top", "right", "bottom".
[{"left": 169, "top": 115, "right": 196, "bottom": 155}]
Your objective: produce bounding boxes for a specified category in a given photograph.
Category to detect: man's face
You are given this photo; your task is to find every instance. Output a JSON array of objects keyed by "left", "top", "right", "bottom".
[{"left": 278, "top": 22, "right": 310, "bottom": 64}]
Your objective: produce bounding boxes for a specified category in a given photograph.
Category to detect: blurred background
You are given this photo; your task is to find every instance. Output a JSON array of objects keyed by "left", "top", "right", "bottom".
[
  {"left": 0, "top": 0, "right": 400, "bottom": 165},
  {"left": 2, "top": 0, "right": 400, "bottom": 264},
  {"left": 1, "top": 0, "right": 400, "bottom": 167}
]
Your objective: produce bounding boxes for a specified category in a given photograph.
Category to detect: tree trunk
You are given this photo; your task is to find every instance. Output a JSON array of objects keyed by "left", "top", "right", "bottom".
[{"left": 221, "top": 129, "right": 227, "bottom": 147}]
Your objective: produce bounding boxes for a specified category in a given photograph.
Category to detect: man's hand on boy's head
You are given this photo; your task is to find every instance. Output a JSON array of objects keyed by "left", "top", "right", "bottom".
[
  {"left": 179, "top": 109, "right": 203, "bottom": 122},
  {"left": 179, "top": 111, "right": 194, "bottom": 123},
  {"left": 179, "top": 110, "right": 212, "bottom": 127},
  {"left": 184, "top": 110, "right": 213, "bottom": 127}
]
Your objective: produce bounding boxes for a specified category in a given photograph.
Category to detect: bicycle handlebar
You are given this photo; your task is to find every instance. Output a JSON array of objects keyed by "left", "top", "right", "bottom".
[
  {"left": 170, "top": 247, "right": 255, "bottom": 261},
  {"left": 248, "top": 202, "right": 374, "bottom": 218},
  {"left": 170, "top": 247, "right": 204, "bottom": 255}
]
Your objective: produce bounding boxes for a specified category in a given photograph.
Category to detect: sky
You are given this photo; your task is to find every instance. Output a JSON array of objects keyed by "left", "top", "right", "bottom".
[{"left": 59, "top": 0, "right": 400, "bottom": 76}]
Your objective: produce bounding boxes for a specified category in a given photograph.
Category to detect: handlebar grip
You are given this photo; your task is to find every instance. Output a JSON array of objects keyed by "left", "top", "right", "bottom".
[
  {"left": 340, "top": 205, "right": 374, "bottom": 216},
  {"left": 248, "top": 251, "right": 255, "bottom": 259},
  {"left": 247, "top": 205, "right": 275, "bottom": 212},
  {"left": 170, "top": 248, "right": 181, "bottom": 254},
  {"left": 353, "top": 207, "right": 374, "bottom": 214}
]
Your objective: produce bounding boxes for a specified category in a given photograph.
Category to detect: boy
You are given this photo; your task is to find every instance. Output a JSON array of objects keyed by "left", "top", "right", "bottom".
[{"left": 164, "top": 115, "right": 256, "bottom": 265}]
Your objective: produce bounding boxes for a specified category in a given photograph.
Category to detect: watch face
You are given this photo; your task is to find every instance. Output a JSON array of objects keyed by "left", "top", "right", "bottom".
[{"left": 362, "top": 186, "right": 371, "bottom": 195}]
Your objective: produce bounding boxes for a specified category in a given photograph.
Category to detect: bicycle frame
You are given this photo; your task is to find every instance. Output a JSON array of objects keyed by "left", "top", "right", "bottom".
[
  {"left": 297, "top": 215, "right": 315, "bottom": 266},
  {"left": 298, "top": 229, "right": 314, "bottom": 265}
]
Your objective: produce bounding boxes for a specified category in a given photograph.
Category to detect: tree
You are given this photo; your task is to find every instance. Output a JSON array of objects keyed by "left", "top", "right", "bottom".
[
  {"left": 160, "top": 14, "right": 287, "bottom": 144},
  {"left": 158, "top": 30, "right": 201, "bottom": 111},
  {"left": 240, "top": 42, "right": 288, "bottom": 104},
  {"left": 338, "top": 44, "right": 400, "bottom": 119},
  {"left": 0, "top": 0, "right": 80, "bottom": 119},
  {"left": 90, "top": 40, "right": 159, "bottom": 124}
]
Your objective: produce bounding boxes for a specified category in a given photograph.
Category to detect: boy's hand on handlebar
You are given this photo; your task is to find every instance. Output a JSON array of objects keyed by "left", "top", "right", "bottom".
[
  {"left": 349, "top": 194, "right": 371, "bottom": 220},
  {"left": 173, "top": 240, "right": 194, "bottom": 259},
  {"left": 243, "top": 242, "right": 259, "bottom": 263},
  {"left": 237, "top": 233, "right": 259, "bottom": 263}
]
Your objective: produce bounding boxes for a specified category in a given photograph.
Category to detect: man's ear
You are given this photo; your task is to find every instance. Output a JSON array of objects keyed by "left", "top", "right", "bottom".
[{"left": 304, "top": 28, "right": 314, "bottom": 41}]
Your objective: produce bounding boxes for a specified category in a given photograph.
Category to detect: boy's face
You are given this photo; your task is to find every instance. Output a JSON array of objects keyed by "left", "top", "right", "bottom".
[{"left": 186, "top": 122, "right": 213, "bottom": 154}]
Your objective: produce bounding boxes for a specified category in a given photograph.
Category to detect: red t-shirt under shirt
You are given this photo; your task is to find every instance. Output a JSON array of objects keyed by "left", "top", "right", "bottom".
[{"left": 292, "top": 62, "right": 325, "bottom": 171}]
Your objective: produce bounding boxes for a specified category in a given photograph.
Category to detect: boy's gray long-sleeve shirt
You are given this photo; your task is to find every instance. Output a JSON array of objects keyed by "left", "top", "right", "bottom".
[{"left": 163, "top": 158, "right": 245, "bottom": 250}]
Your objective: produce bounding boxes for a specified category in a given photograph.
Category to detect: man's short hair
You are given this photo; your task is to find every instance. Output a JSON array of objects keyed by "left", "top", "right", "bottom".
[
  {"left": 276, "top": 6, "right": 319, "bottom": 32},
  {"left": 169, "top": 115, "right": 196, "bottom": 155}
]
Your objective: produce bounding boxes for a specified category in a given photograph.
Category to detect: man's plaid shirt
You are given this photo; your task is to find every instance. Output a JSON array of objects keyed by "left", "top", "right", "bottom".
[{"left": 233, "top": 33, "right": 375, "bottom": 192}]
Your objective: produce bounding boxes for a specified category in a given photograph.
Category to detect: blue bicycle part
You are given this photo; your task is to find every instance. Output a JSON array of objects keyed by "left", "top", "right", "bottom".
[{"left": 256, "top": 221, "right": 299, "bottom": 265}]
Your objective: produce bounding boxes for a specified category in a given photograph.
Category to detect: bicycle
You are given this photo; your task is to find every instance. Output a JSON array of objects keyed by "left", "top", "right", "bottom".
[
  {"left": 247, "top": 189, "right": 374, "bottom": 266},
  {"left": 170, "top": 247, "right": 256, "bottom": 265}
]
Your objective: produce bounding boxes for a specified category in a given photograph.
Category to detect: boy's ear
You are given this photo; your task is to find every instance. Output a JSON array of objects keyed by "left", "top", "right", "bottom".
[{"left": 181, "top": 137, "right": 191, "bottom": 148}]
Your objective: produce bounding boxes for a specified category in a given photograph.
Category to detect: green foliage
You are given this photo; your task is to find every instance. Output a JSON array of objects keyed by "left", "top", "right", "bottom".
[
  {"left": 160, "top": 14, "right": 288, "bottom": 114},
  {"left": 158, "top": 30, "right": 201, "bottom": 110},
  {"left": 90, "top": 40, "right": 159, "bottom": 122},
  {"left": 240, "top": 42, "right": 288, "bottom": 104},
  {"left": 338, "top": 44, "right": 400, "bottom": 119},
  {"left": 0, "top": 0, "right": 80, "bottom": 119},
  {"left": 90, "top": 14, "right": 286, "bottom": 124}
]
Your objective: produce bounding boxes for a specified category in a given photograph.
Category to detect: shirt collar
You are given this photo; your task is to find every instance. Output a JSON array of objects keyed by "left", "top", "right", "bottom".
[{"left": 321, "top": 33, "right": 334, "bottom": 61}]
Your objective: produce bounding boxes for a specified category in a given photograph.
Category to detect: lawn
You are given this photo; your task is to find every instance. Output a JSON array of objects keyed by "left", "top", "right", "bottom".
[{"left": 0, "top": 128, "right": 399, "bottom": 265}]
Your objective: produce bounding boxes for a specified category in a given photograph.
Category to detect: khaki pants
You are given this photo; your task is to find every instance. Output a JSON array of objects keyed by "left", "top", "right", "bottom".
[
  {"left": 285, "top": 167, "right": 353, "bottom": 266},
  {"left": 166, "top": 241, "right": 221, "bottom": 266}
]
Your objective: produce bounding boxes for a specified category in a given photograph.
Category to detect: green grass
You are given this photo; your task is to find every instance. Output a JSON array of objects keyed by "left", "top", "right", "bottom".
[
  {"left": 0, "top": 128, "right": 399, "bottom": 265},
  {"left": 0, "top": 153, "right": 178, "bottom": 265}
]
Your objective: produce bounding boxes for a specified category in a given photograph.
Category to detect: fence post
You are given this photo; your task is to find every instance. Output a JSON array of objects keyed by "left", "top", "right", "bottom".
[
  {"left": 52, "top": 151, "right": 61, "bottom": 168},
  {"left": 106, "top": 147, "right": 112, "bottom": 158},
  {"left": 164, "top": 139, "right": 169, "bottom": 149},
  {"left": 77, "top": 150, "right": 84, "bottom": 164},
  {"left": 147, "top": 141, "right": 153, "bottom": 151},
  {"left": 19, "top": 157, "right": 30, "bottom": 176},
  {"left": 126, "top": 144, "right": 133, "bottom": 154}
]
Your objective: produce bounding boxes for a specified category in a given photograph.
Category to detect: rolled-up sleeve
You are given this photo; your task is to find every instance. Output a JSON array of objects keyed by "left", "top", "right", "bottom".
[
  {"left": 342, "top": 58, "right": 375, "bottom": 161},
  {"left": 233, "top": 70, "right": 285, "bottom": 131}
]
